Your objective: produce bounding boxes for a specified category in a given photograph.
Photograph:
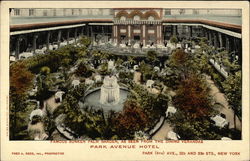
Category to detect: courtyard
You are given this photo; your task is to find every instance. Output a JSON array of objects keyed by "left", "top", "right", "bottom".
[{"left": 9, "top": 35, "right": 242, "bottom": 140}]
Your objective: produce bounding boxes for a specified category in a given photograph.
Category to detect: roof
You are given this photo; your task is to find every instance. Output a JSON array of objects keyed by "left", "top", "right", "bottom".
[
  {"left": 10, "top": 18, "right": 113, "bottom": 31},
  {"left": 164, "top": 15, "right": 241, "bottom": 25},
  {"left": 163, "top": 19, "right": 241, "bottom": 33},
  {"left": 10, "top": 16, "right": 113, "bottom": 25},
  {"left": 10, "top": 15, "right": 241, "bottom": 33}
]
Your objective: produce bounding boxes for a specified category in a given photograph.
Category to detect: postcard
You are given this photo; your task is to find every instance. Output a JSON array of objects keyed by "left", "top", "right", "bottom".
[{"left": 1, "top": 1, "right": 249, "bottom": 161}]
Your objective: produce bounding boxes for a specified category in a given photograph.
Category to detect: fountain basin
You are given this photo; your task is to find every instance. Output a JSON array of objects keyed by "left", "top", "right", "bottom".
[{"left": 79, "top": 87, "right": 129, "bottom": 112}]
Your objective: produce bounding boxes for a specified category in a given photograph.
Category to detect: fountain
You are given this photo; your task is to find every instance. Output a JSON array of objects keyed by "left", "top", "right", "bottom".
[
  {"left": 80, "top": 75, "right": 128, "bottom": 112},
  {"left": 79, "top": 60, "right": 128, "bottom": 112},
  {"left": 100, "top": 75, "right": 120, "bottom": 104}
]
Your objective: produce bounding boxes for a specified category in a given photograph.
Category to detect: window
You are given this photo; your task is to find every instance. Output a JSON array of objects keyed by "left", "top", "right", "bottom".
[
  {"left": 133, "top": 15, "right": 140, "bottom": 21},
  {"left": 14, "top": 9, "right": 20, "bottom": 16},
  {"left": 29, "top": 9, "right": 34, "bottom": 16},
  {"left": 165, "top": 9, "right": 171, "bottom": 15},
  {"left": 179, "top": 9, "right": 185, "bottom": 15},
  {"left": 148, "top": 16, "right": 155, "bottom": 21},
  {"left": 193, "top": 9, "right": 199, "bottom": 15},
  {"left": 43, "top": 10, "right": 47, "bottom": 16},
  {"left": 120, "top": 16, "right": 126, "bottom": 20},
  {"left": 63, "top": 9, "right": 67, "bottom": 16},
  {"left": 53, "top": 9, "right": 56, "bottom": 16},
  {"left": 88, "top": 9, "right": 92, "bottom": 15},
  {"left": 103, "top": 9, "right": 110, "bottom": 15}
]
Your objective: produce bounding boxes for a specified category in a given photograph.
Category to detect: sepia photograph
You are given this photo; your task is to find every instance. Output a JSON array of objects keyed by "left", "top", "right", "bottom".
[{"left": 1, "top": 1, "right": 249, "bottom": 161}]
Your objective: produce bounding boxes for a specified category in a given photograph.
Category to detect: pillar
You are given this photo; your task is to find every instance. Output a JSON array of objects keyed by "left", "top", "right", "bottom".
[
  {"left": 57, "top": 30, "right": 62, "bottom": 47},
  {"left": 113, "top": 25, "right": 118, "bottom": 45},
  {"left": 173, "top": 25, "right": 177, "bottom": 35},
  {"left": 218, "top": 32, "right": 223, "bottom": 48},
  {"left": 128, "top": 25, "right": 131, "bottom": 44},
  {"left": 66, "top": 29, "right": 70, "bottom": 45},
  {"left": 208, "top": 30, "right": 212, "bottom": 45},
  {"left": 204, "top": 28, "right": 209, "bottom": 40},
  {"left": 33, "top": 34, "right": 38, "bottom": 53},
  {"left": 142, "top": 24, "right": 146, "bottom": 46},
  {"left": 159, "top": 25, "right": 162, "bottom": 44},
  {"left": 101, "top": 26, "right": 105, "bottom": 42},
  {"left": 80, "top": 27, "right": 84, "bottom": 36},
  {"left": 85, "top": 24, "right": 89, "bottom": 37},
  {"left": 213, "top": 31, "right": 218, "bottom": 48},
  {"left": 15, "top": 36, "right": 21, "bottom": 59},
  {"left": 46, "top": 31, "right": 50, "bottom": 50},
  {"left": 189, "top": 26, "right": 192, "bottom": 38},
  {"left": 74, "top": 28, "right": 78, "bottom": 40},
  {"left": 90, "top": 26, "right": 94, "bottom": 43},
  {"left": 225, "top": 36, "right": 230, "bottom": 51}
]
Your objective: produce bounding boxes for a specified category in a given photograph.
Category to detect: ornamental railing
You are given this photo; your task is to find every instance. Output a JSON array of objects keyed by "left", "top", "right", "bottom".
[{"left": 113, "top": 19, "right": 162, "bottom": 25}]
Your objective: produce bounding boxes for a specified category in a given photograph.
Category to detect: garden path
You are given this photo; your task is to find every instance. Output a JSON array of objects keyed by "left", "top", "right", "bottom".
[
  {"left": 205, "top": 75, "right": 242, "bottom": 130},
  {"left": 152, "top": 120, "right": 173, "bottom": 140}
]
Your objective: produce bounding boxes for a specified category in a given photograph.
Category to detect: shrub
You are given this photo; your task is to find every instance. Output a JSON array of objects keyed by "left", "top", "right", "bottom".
[{"left": 40, "top": 66, "right": 50, "bottom": 75}]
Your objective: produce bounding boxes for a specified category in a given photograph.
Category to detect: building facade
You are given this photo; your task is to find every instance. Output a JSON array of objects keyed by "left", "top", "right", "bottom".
[{"left": 9, "top": 8, "right": 242, "bottom": 62}]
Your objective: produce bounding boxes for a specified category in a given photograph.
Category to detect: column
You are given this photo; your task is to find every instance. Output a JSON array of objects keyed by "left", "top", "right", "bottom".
[
  {"left": 142, "top": 24, "right": 146, "bottom": 46},
  {"left": 57, "top": 30, "right": 62, "bottom": 47},
  {"left": 113, "top": 25, "right": 118, "bottom": 45},
  {"left": 101, "top": 26, "right": 104, "bottom": 43},
  {"left": 15, "top": 36, "right": 21, "bottom": 59},
  {"left": 86, "top": 23, "right": 89, "bottom": 37},
  {"left": 128, "top": 25, "right": 131, "bottom": 44},
  {"left": 156, "top": 25, "right": 159, "bottom": 44},
  {"left": 90, "top": 26, "right": 94, "bottom": 43},
  {"left": 188, "top": 26, "right": 192, "bottom": 38},
  {"left": 218, "top": 32, "right": 223, "bottom": 48},
  {"left": 46, "top": 31, "right": 50, "bottom": 50},
  {"left": 204, "top": 28, "right": 209, "bottom": 40},
  {"left": 208, "top": 30, "right": 212, "bottom": 45},
  {"left": 89, "top": 26, "right": 95, "bottom": 44},
  {"left": 213, "top": 31, "right": 218, "bottom": 48},
  {"left": 33, "top": 34, "right": 38, "bottom": 53},
  {"left": 225, "top": 36, "right": 230, "bottom": 51},
  {"left": 159, "top": 25, "right": 162, "bottom": 44},
  {"left": 66, "top": 29, "right": 70, "bottom": 45},
  {"left": 80, "top": 27, "right": 84, "bottom": 36},
  {"left": 74, "top": 28, "right": 78, "bottom": 41},
  {"left": 173, "top": 25, "right": 177, "bottom": 35}
]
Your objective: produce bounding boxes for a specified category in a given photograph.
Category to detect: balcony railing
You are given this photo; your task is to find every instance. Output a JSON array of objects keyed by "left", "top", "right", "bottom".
[{"left": 113, "top": 19, "right": 162, "bottom": 25}]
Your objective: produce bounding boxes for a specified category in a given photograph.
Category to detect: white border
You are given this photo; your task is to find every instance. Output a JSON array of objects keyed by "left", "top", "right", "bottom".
[{"left": 1, "top": 1, "right": 249, "bottom": 161}]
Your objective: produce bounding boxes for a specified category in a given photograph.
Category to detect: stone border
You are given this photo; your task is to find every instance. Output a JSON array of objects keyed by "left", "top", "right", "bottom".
[{"left": 148, "top": 116, "right": 166, "bottom": 138}]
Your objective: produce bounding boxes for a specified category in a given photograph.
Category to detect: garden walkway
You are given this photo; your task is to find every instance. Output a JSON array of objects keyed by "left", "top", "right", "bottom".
[
  {"left": 205, "top": 75, "right": 242, "bottom": 130},
  {"left": 152, "top": 120, "right": 173, "bottom": 140}
]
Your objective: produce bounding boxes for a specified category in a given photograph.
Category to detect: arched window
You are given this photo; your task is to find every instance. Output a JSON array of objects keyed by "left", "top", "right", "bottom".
[
  {"left": 133, "top": 15, "right": 140, "bottom": 21},
  {"left": 148, "top": 16, "right": 155, "bottom": 21},
  {"left": 120, "top": 16, "right": 126, "bottom": 20}
]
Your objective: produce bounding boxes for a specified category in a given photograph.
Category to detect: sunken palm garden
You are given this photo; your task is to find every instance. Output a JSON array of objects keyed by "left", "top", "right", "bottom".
[
  {"left": 10, "top": 35, "right": 242, "bottom": 141},
  {"left": 9, "top": 8, "right": 242, "bottom": 141}
]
